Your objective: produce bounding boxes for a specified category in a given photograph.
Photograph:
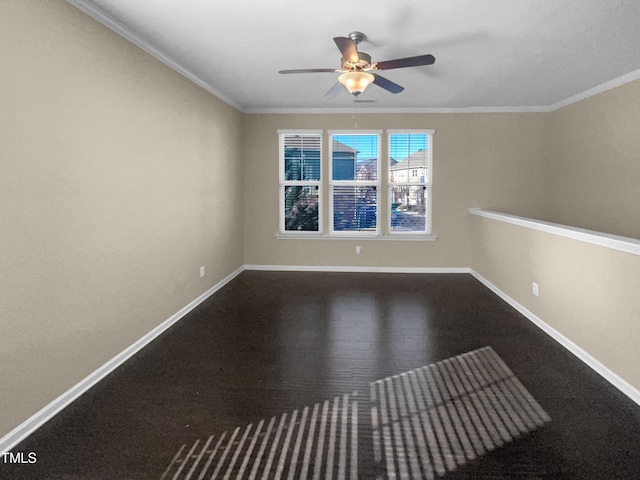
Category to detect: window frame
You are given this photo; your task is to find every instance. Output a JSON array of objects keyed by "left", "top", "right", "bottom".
[
  {"left": 388, "top": 130, "right": 434, "bottom": 236},
  {"left": 278, "top": 129, "right": 323, "bottom": 235},
  {"left": 275, "top": 129, "right": 437, "bottom": 241},
  {"left": 328, "top": 130, "right": 382, "bottom": 237}
]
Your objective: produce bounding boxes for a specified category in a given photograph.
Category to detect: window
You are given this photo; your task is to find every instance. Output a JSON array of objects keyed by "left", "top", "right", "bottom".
[
  {"left": 278, "top": 129, "right": 434, "bottom": 238},
  {"left": 389, "top": 131, "right": 433, "bottom": 235},
  {"left": 329, "top": 132, "right": 381, "bottom": 235},
  {"left": 279, "top": 131, "right": 322, "bottom": 233}
]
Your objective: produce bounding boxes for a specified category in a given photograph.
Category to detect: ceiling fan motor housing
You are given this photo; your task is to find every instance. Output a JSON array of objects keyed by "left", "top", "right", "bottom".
[{"left": 341, "top": 52, "right": 372, "bottom": 71}]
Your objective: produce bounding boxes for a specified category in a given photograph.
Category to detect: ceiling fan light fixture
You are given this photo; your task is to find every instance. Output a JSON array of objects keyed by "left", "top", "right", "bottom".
[{"left": 338, "top": 71, "right": 374, "bottom": 96}]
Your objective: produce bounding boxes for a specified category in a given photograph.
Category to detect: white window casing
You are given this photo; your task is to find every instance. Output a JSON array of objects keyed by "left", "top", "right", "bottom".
[
  {"left": 276, "top": 129, "right": 436, "bottom": 239},
  {"left": 279, "top": 132, "right": 323, "bottom": 235},
  {"left": 329, "top": 132, "right": 381, "bottom": 236},
  {"left": 388, "top": 131, "right": 434, "bottom": 236}
]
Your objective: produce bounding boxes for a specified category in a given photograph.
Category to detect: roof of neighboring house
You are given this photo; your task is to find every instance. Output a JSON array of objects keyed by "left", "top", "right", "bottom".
[
  {"left": 332, "top": 139, "right": 358, "bottom": 154},
  {"left": 356, "top": 158, "right": 378, "bottom": 178},
  {"left": 390, "top": 149, "right": 428, "bottom": 171}
]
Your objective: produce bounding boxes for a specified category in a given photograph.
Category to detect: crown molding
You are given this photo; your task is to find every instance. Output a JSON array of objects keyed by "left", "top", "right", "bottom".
[
  {"left": 65, "top": 0, "right": 244, "bottom": 112},
  {"left": 243, "top": 106, "right": 551, "bottom": 114},
  {"left": 66, "top": 1, "right": 640, "bottom": 115},
  {"left": 548, "top": 67, "right": 640, "bottom": 112},
  {"left": 245, "top": 69, "right": 640, "bottom": 114}
]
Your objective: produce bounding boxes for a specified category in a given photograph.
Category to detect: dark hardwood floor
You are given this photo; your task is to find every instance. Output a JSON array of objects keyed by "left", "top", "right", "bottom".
[{"left": 3, "top": 271, "right": 640, "bottom": 479}]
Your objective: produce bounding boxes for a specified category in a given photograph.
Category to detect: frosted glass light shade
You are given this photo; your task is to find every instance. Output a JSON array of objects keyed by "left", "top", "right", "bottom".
[{"left": 338, "top": 71, "right": 374, "bottom": 96}]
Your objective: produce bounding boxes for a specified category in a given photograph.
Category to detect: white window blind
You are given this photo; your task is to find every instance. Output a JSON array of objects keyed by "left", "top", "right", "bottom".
[
  {"left": 279, "top": 133, "right": 322, "bottom": 233},
  {"left": 329, "top": 133, "right": 380, "bottom": 235},
  {"left": 389, "top": 132, "right": 433, "bottom": 234}
]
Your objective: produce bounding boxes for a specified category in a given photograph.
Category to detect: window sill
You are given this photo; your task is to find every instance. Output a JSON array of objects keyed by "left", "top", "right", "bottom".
[{"left": 275, "top": 234, "right": 437, "bottom": 241}]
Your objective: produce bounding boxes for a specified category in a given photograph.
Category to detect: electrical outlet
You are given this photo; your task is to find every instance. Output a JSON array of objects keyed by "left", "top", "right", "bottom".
[
  {"left": 356, "top": 246, "right": 361, "bottom": 255},
  {"left": 532, "top": 282, "right": 539, "bottom": 296},
  {"left": 200, "top": 266, "right": 205, "bottom": 278}
]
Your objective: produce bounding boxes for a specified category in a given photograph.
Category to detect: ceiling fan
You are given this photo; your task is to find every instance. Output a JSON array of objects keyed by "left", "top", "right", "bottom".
[{"left": 278, "top": 31, "right": 435, "bottom": 98}]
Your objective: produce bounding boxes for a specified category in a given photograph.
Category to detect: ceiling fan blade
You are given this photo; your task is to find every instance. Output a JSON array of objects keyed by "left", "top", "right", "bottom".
[
  {"left": 372, "top": 74, "right": 404, "bottom": 94},
  {"left": 375, "top": 54, "right": 435, "bottom": 70},
  {"left": 333, "top": 37, "right": 359, "bottom": 63},
  {"left": 324, "top": 82, "right": 344, "bottom": 99},
  {"left": 279, "top": 68, "right": 338, "bottom": 74}
]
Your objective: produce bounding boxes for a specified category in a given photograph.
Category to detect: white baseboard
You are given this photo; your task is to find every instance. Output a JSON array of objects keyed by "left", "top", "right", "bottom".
[
  {"left": 0, "top": 266, "right": 245, "bottom": 454},
  {"left": 244, "top": 264, "right": 470, "bottom": 274},
  {"left": 4, "top": 265, "right": 639, "bottom": 453},
  {"left": 470, "top": 269, "right": 640, "bottom": 407}
]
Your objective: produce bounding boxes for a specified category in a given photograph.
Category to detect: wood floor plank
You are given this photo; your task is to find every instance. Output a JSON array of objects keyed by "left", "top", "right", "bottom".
[{"left": 3, "top": 272, "right": 640, "bottom": 479}]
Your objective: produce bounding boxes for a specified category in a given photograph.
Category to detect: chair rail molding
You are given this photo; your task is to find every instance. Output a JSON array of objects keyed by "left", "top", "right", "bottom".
[{"left": 469, "top": 208, "right": 640, "bottom": 256}]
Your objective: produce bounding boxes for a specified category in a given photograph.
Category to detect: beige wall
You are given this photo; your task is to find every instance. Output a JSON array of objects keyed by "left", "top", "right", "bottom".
[
  {"left": 470, "top": 214, "right": 640, "bottom": 391},
  {"left": 467, "top": 80, "right": 640, "bottom": 399},
  {"left": 242, "top": 112, "right": 548, "bottom": 268},
  {"left": 547, "top": 78, "right": 640, "bottom": 239},
  {"left": 4, "top": 0, "right": 639, "bottom": 445},
  {"left": 0, "top": 0, "right": 243, "bottom": 437}
]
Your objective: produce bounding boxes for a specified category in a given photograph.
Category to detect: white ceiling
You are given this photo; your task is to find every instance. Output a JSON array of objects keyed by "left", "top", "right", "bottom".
[{"left": 70, "top": 0, "right": 640, "bottom": 112}]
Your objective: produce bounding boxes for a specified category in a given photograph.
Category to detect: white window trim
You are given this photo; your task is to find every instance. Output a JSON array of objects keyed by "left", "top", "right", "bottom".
[
  {"left": 276, "top": 129, "right": 437, "bottom": 240},
  {"left": 387, "top": 129, "right": 436, "bottom": 134},
  {"left": 278, "top": 131, "right": 323, "bottom": 235},
  {"left": 277, "top": 129, "right": 324, "bottom": 135},
  {"left": 329, "top": 132, "right": 381, "bottom": 236},
  {"left": 327, "top": 129, "right": 384, "bottom": 135},
  {"left": 388, "top": 131, "right": 434, "bottom": 236},
  {"left": 274, "top": 233, "right": 437, "bottom": 240}
]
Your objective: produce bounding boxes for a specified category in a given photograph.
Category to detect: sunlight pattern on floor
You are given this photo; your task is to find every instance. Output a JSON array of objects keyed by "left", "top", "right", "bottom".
[
  {"left": 161, "top": 347, "right": 550, "bottom": 479},
  {"left": 160, "top": 392, "right": 359, "bottom": 480},
  {"left": 370, "top": 346, "right": 551, "bottom": 479}
]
